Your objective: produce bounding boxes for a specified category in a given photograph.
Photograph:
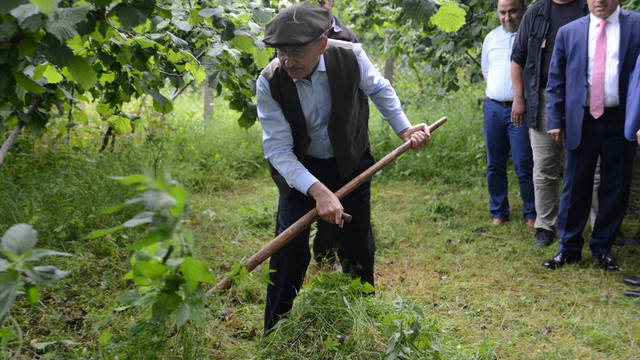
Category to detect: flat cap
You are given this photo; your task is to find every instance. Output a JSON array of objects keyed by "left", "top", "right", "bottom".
[{"left": 263, "top": 1, "right": 330, "bottom": 48}]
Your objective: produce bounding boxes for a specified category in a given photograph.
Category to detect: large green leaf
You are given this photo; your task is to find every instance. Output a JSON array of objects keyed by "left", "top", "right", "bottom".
[
  {"left": 400, "top": 0, "right": 439, "bottom": 24},
  {"left": 44, "top": 6, "right": 90, "bottom": 42},
  {"left": 66, "top": 55, "right": 97, "bottom": 90},
  {"left": 1, "top": 223, "right": 38, "bottom": 256},
  {"left": 9, "top": 3, "right": 40, "bottom": 24},
  {"left": 430, "top": 1, "right": 465, "bottom": 33},
  {"left": 14, "top": 71, "right": 46, "bottom": 94}
]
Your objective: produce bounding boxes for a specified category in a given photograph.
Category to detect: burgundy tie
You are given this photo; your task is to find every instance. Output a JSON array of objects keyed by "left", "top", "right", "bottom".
[{"left": 590, "top": 19, "right": 608, "bottom": 119}]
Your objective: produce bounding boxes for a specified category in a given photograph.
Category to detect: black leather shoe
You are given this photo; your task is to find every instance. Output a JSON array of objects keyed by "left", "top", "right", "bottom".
[
  {"left": 623, "top": 276, "right": 640, "bottom": 287},
  {"left": 533, "top": 229, "right": 555, "bottom": 247},
  {"left": 624, "top": 290, "right": 640, "bottom": 297},
  {"left": 543, "top": 253, "right": 581, "bottom": 269},
  {"left": 593, "top": 254, "right": 619, "bottom": 271}
]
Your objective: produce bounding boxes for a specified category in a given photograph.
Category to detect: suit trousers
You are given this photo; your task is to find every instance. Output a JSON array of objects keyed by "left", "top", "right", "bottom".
[
  {"left": 557, "top": 107, "right": 636, "bottom": 257},
  {"left": 264, "top": 149, "right": 376, "bottom": 332}
]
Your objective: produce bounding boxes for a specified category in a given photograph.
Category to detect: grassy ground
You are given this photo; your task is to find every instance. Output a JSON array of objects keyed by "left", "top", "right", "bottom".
[{"left": 2, "top": 85, "right": 640, "bottom": 358}]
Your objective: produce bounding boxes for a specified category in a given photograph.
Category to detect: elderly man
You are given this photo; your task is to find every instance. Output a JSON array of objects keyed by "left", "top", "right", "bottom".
[
  {"left": 256, "top": 1, "right": 430, "bottom": 332},
  {"left": 543, "top": 0, "right": 640, "bottom": 270},
  {"left": 481, "top": 0, "right": 535, "bottom": 227}
]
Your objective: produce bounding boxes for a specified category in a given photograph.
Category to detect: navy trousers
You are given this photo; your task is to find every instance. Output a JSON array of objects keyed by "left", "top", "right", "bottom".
[
  {"left": 264, "top": 149, "right": 376, "bottom": 332},
  {"left": 557, "top": 107, "right": 637, "bottom": 256},
  {"left": 483, "top": 98, "right": 536, "bottom": 220}
]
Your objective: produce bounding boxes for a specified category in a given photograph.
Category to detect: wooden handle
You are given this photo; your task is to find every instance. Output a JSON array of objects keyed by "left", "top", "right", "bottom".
[{"left": 208, "top": 116, "right": 447, "bottom": 293}]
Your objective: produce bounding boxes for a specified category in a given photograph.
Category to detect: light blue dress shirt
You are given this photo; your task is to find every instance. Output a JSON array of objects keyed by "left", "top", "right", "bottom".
[
  {"left": 481, "top": 26, "right": 516, "bottom": 102},
  {"left": 257, "top": 42, "right": 410, "bottom": 195}
]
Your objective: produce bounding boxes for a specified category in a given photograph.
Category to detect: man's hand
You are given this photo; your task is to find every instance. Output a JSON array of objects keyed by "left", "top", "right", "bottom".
[
  {"left": 307, "top": 181, "right": 345, "bottom": 228},
  {"left": 511, "top": 97, "right": 526, "bottom": 127},
  {"left": 398, "top": 124, "right": 431, "bottom": 150},
  {"left": 636, "top": 129, "right": 640, "bottom": 144},
  {"left": 547, "top": 128, "right": 565, "bottom": 148}
]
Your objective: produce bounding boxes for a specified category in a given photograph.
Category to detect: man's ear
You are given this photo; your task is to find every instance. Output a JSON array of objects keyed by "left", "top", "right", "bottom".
[{"left": 317, "top": 37, "right": 328, "bottom": 55}]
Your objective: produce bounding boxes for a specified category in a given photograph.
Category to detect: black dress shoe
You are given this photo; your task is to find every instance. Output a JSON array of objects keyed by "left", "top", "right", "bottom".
[
  {"left": 623, "top": 276, "right": 640, "bottom": 287},
  {"left": 533, "top": 229, "right": 555, "bottom": 247},
  {"left": 624, "top": 290, "right": 640, "bottom": 297},
  {"left": 543, "top": 253, "right": 581, "bottom": 269},
  {"left": 593, "top": 254, "right": 619, "bottom": 271}
]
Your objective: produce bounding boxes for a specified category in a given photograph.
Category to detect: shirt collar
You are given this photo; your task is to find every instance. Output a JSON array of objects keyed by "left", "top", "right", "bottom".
[{"left": 590, "top": 5, "right": 620, "bottom": 29}]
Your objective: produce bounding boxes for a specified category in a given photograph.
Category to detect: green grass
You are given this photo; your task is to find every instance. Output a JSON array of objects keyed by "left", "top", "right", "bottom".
[{"left": 1, "top": 84, "right": 640, "bottom": 359}]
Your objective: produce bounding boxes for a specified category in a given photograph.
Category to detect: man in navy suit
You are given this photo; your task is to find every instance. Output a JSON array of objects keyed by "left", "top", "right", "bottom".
[
  {"left": 543, "top": 0, "right": 640, "bottom": 270},
  {"left": 622, "top": 53, "right": 640, "bottom": 296}
]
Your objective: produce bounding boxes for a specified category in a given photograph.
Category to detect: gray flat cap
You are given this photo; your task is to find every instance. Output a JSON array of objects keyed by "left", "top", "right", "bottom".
[{"left": 263, "top": 1, "right": 330, "bottom": 48}]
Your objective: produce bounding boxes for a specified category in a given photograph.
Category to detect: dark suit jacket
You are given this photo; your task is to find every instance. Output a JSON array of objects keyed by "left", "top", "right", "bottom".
[
  {"left": 624, "top": 53, "right": 640, "bottom": 141},
  {"left": 546, "top": 10, "right": 640, "bottom": 150}
]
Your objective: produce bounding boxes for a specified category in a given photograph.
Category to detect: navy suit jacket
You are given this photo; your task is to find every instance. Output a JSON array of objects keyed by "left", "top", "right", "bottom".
[
  {"left": 546, "top": 10, "right": 640, "bottom": 150},
  {"left": 624, "top": 53, "right": 640, "bottom": 141}
]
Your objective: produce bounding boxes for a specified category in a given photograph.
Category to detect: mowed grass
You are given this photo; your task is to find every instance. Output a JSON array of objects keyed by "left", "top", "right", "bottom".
[{"left": 1, "top": 83, "right": 640, "bottom": 358}]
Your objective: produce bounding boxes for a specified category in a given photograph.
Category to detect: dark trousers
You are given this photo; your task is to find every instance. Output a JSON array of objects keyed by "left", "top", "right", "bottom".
[
  {"left": 264, "top": 149, "right": 376, "bottom": 332},
  {"left": 557, "top": 107, "right": 637, "bottom": 256}
]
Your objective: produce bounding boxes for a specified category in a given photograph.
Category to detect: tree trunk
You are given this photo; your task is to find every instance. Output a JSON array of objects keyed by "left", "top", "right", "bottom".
[
  {"left": 0, "top": 99, "right": 42, "bottom": 167},
  {"left": 384, "top": 35, "right": 395, "bottom": 84},
  {"left": 203, "top": 82, "right": 213, "bottom": 126},
  {"left": 0, "top": 121, "right": 26, "bottom": 167}
]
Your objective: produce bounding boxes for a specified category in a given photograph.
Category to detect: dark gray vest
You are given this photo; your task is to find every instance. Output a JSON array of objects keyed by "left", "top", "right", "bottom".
[{"left": 261, "top": 39, "right": 370, "bottom": 198}]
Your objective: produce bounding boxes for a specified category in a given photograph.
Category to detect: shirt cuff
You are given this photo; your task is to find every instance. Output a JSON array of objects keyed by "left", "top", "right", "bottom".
[
  {"left": 387, "top": 113, "right": 412, "bottom": 134},
  {"left": 294, "top": 173, "right": 320, "bottom": 196}
]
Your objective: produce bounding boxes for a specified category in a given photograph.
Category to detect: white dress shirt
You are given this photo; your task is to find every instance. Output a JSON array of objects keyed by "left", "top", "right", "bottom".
[
  {"left": 481, "top": 26, "right": 517, "bottom": 102},
  {"left": 587, "top": 6, "right": 621, "bottom": 108}
]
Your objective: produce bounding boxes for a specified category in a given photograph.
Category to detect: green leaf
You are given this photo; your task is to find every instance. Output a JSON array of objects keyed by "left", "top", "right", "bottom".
[
  {"left": 32, "top": 341, "right": 56, "bottom": 350},
  {"left": 0, "top": 17, "right": 18, "bottom": 38},
  {"left": 113, "top": 174, "right": 150, "bottom": 186},
  {"left": 42, "top": 64, "right": 63, "bottom": 83},
  {"left": 98, "top": 329, "right": 112, "bottom": 346},
  {"left": 83, "top": 224, "right": 126, "bottom": 239},
  {"left": 122, "top": 211, "right": 154, "bottom": 228},
  {"left": 9, "top": 3, "right": 40, "bottom": 24},
  {"left": 39, "top": 36, "right": 75, "bottom": 67},
  {"left": 25, "top": 283, "right": 39, "bottom": 305},
  {"left": 24, "top": 248, "right": 71, "bottom": 262},
  {"left": 254, "top": 48, "right": 273, "bottom": 69},
  {"left": 13, "top": 72, "right": 46, "bottom": 94},
  {"left": 66, "top": 55, "right": 97, "bottom": 90},
  {"left": 26, "top": 265, "right": 70, "bottom": 285},
  {"left": 0, "top": 270, "right": 19, "bottom": 320},
  {"left": 44, "top": 6, "right": 90, "bottom": 42},
  {"left": 401, "top": 0, "right": 439, "bottom": 24},
  {"left": 175, "top": 301, "right": 190, "bottom": 327},
  {"left": 180, "top": 257, "right": 202, "bottom": 293},
  {"left": 430, "top": 1, "right": 466, "bottom": 33},
  {"left": 113, "top": 2, "right": 151, "bottom": 29},
  {"left": 231, "top": 35, "right": 254, "bottom": 53},
  {"left": 30, "top": 0, "right": 56, "bottom": 15},
  {"left": 1, "top": 223, "right": 38, "bottom": 256},
  {"left": 106, "top": 114, "right": 132, "bottom": 135}
]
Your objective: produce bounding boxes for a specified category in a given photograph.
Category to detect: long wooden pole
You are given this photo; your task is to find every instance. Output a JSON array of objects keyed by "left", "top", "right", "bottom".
[{"left": 209, "top": 116, "right": 447, "bottom": 293}]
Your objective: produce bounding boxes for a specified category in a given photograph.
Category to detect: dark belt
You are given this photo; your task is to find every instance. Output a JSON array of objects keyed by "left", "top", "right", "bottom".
[{"left": 490, "top": 98, "right": 513, "bottom": 107}]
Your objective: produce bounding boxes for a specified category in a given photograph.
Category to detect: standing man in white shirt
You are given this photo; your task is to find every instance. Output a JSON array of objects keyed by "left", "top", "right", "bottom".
[
  {"left": 481, "top": 0, "right": 535, "bottom": 228},
  {"left": 256, "top": 1, "right": 431, "bottom": 332}
]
